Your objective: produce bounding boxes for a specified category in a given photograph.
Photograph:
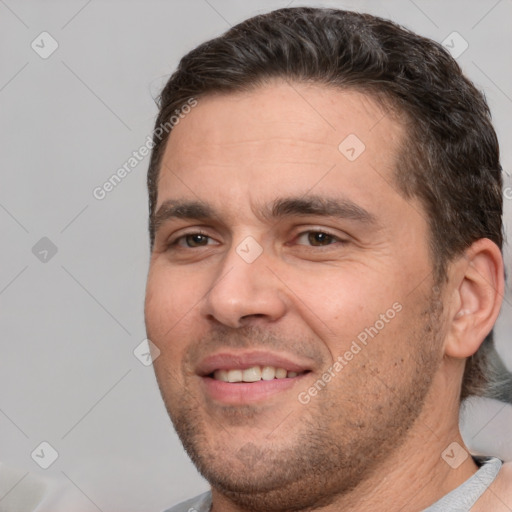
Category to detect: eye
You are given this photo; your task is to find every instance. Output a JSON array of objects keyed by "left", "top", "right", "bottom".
[
  {"left": 172, "top": 232, "right": 217, "bottom": 248},
  {"left": 295, "top": 230, "right": 342, "bottom": 247}
]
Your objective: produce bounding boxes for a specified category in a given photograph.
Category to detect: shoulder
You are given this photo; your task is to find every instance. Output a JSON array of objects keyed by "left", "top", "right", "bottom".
[
  {"left": 476, "top": 461, "right": 512, "bottom": 511},
  {"left": 162, "top": 490, "right": 212, "bottom": 512},
  {"left": 494, "top": 461, "right": 512, "bottom": 497}
]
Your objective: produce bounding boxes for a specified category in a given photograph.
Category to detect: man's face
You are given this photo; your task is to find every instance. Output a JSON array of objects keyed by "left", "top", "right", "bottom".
[{"left": 145, "top": 81, "right": 445, "bottom": 510}]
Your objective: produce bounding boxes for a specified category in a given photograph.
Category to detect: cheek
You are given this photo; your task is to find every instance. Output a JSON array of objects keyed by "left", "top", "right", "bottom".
[
  {"left": 145, "top": 267, "right": 204, "bottom": 393},
  {"left": 281, "top": 262, "right": 428, "bottom": 378},
  {"left": 144, "top": 262, "right": 207, "bottom": 347},
  {"left": 282, "top": 263, "right": 401, "bottom": 339}
]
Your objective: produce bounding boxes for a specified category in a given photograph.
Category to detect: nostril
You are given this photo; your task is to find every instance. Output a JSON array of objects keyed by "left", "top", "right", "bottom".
[{"left": 240, "top": 313, "right": 266, "bottom": 321}]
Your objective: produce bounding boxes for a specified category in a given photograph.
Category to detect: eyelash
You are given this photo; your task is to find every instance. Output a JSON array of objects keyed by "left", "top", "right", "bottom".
[
  {"left": 168, "top": 230, "right": 214, "bottom": 248},
  {"left": 294, "top": 230, "right": 344, "bottom": 247},
  {"left": 167, "top": 229, "right": 346, "bottom": 249}
]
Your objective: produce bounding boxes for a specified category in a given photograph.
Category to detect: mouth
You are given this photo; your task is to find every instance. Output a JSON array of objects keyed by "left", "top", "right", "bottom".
[
  {"left": 210, "top": 366, "right": 308, "bottom": 382},
  {"left": 197, "top": 351, "right": 313, "bottom": 404}
]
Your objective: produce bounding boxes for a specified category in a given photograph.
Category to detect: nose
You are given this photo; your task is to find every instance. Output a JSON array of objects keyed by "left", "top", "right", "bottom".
[{"left": 200, "top": 243, "right": 288, "bottom": 328}]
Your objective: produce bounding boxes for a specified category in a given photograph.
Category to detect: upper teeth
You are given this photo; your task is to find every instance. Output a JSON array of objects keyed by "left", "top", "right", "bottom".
[{"left": 213, "top": 366, "right": 300, "bottom": 383}]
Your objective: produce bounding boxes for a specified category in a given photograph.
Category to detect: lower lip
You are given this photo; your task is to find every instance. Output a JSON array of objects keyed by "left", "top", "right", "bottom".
[{"left": 201, "top": 375, "right": 307, "bottom": 404}]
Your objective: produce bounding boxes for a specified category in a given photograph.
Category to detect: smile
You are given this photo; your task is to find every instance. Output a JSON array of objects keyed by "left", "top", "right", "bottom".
[
  {"left": 212, "top": 366, "right": 307, "bottom": 382},
  {"left": 197, "top": 351, "right": 314, "bottom": 404}
]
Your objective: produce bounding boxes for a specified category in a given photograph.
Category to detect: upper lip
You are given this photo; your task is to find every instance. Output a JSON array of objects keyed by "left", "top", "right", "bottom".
[{"left": 196, "top": 350, "right": 314, "bottom": 376}]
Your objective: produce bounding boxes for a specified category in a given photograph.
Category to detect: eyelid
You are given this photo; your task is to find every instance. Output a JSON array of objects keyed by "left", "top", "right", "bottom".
[
  {"left": 293, "top": 227, "right": 348, "bottom": 244},
  {"left": 165, "top": 225, "right": 348, "bottom": 249},
  {"left": 168, "top": 228, "right": 218, "bottom": 247}
]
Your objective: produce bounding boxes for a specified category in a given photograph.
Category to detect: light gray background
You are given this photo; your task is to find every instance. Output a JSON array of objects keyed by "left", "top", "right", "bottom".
[{"left": 1, "top": 0, "right": 511, "bottom": 510}]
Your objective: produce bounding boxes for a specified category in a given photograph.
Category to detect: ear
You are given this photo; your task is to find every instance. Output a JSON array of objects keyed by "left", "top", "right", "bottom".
[{"left": 444, "top": 238, "right": 504, "bottom": 358}]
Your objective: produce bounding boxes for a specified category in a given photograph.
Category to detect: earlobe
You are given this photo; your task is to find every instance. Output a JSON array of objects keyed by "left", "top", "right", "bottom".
[{"left": 444, "top": 239, "right": 504, "bottom": 359}]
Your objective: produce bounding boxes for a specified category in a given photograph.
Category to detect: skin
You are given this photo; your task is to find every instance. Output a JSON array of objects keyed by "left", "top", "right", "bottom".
[{"left": 144, "top": 80, "right": 509, "bottom": 511}]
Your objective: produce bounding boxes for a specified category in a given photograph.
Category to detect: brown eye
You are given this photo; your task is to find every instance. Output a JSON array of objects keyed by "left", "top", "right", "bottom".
[
  {"left": 184, "top": 234, "right": 210, "bottom": 247},
  {"left": 296, "top": 231, "right": 338, "bottom": 246},
  {"left": 307, "top": 232, "right": 335, "bottom": 246}
]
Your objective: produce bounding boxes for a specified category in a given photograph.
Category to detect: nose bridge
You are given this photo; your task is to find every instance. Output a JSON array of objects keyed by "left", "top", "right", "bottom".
[{"left": 201, "top": 238, "right": 287, "bottom": 327}]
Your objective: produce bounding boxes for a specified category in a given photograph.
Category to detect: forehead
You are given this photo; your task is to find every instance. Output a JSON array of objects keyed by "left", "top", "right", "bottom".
[{"left": 156, "top": 81, "right": 406, "bottom": 214}]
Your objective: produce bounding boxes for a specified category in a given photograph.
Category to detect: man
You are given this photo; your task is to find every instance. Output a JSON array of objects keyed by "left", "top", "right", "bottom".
[{"left": 144, "top": 7, "right": 512, "bottom": 511}]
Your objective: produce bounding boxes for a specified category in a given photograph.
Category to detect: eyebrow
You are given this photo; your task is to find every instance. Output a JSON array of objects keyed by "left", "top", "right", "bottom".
[
  {"left": 151, "top": 195, "right": 378, "bottom": 235},
  {"left": 264, "top": 196, "right": 378, "bottom": 225},
  {"left": 152, "top": 199, "right": 217, "bottom": 234}
]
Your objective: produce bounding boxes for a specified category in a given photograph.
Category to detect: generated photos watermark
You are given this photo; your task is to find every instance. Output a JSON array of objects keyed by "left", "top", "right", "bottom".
[
  {"left": 298, "top": 301, "right": 403, "bottom": 404},
  {"left": 92, "top": 97, "right": 198, "bottom": 200}
]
